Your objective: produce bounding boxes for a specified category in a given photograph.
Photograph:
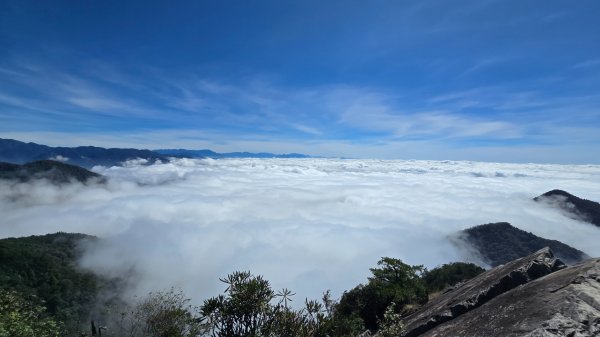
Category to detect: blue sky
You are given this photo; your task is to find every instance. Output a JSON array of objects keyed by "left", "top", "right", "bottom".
[{"left": 1, "top": 0, "right": 599, "bottom": 163}]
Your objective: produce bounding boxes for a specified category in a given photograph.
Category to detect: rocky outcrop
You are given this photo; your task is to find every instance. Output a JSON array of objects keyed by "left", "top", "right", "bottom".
[
  {"left": 401, "top": 248, "right": 566, "bottom": 337},
  {"left": 400, "top": 248, "right": 600, "bottom": 337},
  {"left": 421, "top": 258, "right": 600, "bottom": 337}
]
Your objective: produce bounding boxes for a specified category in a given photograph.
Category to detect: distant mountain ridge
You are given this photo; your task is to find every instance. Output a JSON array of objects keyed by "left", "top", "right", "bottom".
[
  {"left": 0, "top": 160, "right": 103, "bottom": 184},
  {"left": 0, "top": 138, "right": 312, "bottom": 167},
  {"left": 0, "top": 138, "right": 168, "bottom": 168},
  {"left": 155, "top": 148, "right": 311, "bottom": 159},
  {"left": 455, "top": 222, "right": 589, "bottom": 267},
  {"left": 534, "top": 189, "right": 600, "bottom": 227}
]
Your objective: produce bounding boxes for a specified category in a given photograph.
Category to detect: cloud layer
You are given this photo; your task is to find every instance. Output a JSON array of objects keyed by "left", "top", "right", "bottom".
[{"left": 1, "top": 158, "right": 599, "bottom": 303}]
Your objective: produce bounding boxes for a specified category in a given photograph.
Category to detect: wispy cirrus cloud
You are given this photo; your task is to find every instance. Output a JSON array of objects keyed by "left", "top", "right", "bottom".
[
  {"left": 321, "top": 88, "right": 521, "bottom": 140},
  {"left": 458, "top": 57, "right": 507, "bottom": 78},
  {"left": 1, "top": 56, "right": 600, "bottom": 162},
  {"left": 571, "top": 58, "right": 600, "bottom": 70}
]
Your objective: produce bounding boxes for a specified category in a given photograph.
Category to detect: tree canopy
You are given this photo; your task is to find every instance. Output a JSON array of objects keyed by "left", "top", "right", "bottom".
[
  {"left": 0, "top": 289, "right": 61, "bottom": 337},
  {"left": 333, "top": 257, "right": 428, "bottom": 333}
]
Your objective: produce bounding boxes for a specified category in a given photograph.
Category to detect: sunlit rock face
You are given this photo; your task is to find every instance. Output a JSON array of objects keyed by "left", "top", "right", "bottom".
[
  {"left": 401, "top": 248, "right": 600, "bottom": 337},
  {"left": 401, "top": 247, "right": 565, "bottom": 337}
]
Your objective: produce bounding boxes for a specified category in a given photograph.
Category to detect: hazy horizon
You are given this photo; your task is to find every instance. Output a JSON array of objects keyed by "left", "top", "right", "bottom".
[{"left": 4, "top": 136, "right": 600, "bottom": 166}]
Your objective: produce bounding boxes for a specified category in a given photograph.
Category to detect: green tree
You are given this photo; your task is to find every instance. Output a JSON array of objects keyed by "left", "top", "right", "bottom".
[
  {"left": 113, "top": 288, "right": 201, "bottom": 337},
  {"left": 378, "top": 302, "right": 405, "bottom": 337},
  {"left": 200, "top": 271, "right": 276, "bottom": 337},
  {"left": 333, "top": 257, "right": 427, "bottom": 333},
  {"left": 368, "top": 257, "right": 427, "bottom": 308},
  {"left": 0, "top": 289, "right": 62, "bottom": 337},
  {"left": 422, "top": 262, "right": 485, "bottom": 293},
  {"left": 0, "top": 232, "right": 109, "bottom": 335},
  {"left": 270, "top": 299, "right": 325, "bottom": 337},
  {"left": 200, "top": 271, "right": 331, "bottom": 337}
]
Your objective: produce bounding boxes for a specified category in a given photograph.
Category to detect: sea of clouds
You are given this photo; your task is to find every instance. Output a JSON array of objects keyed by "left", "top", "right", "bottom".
[{"left": 1, "top": 158, "right": 599, "bottom": 304}]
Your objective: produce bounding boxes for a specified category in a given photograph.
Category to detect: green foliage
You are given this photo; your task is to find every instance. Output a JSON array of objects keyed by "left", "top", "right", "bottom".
[
  {"left": 369, "top": 257, "right": 428, "bottom": 307},
  {"left": 269, "top": 298, "right": 329, "bottom": 337},
  {"left": 201, "top": 271, "right": 275, "bottom": 337},
  {"left": 0, "top": 289, "right": 62, "bottom": 337},
  {"left": 113, "top": 288, "right": 201, "bottom": 337},
  {"left": 378, "top": 302, "right": 405, "bottom": 337},
  {"left": 422, "top": 262, "right": 485, "bottom": 293},
  {"left": 0, "top": 233, "right": 114, "bottom": 335},
  {"left": 332, "top": 257, "right": 427, "bottom": 333},
  {"left": 200, "top": 271, "right": 332, "bottom": 337}
]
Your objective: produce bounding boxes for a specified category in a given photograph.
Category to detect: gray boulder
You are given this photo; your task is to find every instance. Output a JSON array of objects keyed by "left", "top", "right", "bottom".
[
  {"left": 401, "top": 247, "right": 566, "bottom": 337},
  {"left": 419, "top": 257, "right": 600, "bottom": 336},
  {"left": 397, "top": 247, "right": 600, "bottom": 337}
]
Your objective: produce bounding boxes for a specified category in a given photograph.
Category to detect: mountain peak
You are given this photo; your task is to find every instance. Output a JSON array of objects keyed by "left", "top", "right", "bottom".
[
  {"left": 0, "top": 159, "right": 103, "bottom": 184},
  {"left": 455, "top": 222, "right": 589, "bottom": 267},
  {"left": 534, "top": 189, "right": 600, "bottom": 227},
  {"left": 0, "top": 138, "right": 168, "bottom": 168}
]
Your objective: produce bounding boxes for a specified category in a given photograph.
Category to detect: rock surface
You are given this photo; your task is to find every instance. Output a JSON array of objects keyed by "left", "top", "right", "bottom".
[
  {"left": 399, "top": 248, "right": 600, "bottom": 337},
  {"left": 401, "top": 247, "right": 566, "bottom": 337},
  {"left": 420, "top": 258, "right": 600, "bottom": 337}
]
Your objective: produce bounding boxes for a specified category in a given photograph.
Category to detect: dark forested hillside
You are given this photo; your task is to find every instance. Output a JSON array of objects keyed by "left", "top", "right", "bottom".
[
  {"left": 0, "top": 160, "right": 103, "bottom": 184},
  {"left": 0, "top": 233, "right": 112, "bottom": 333},
  {"left": 534, "top": 189, "right": 600, "bottom": 227},
  {"left": 457, "top": 222, "right": 589, "bottom": 267}
]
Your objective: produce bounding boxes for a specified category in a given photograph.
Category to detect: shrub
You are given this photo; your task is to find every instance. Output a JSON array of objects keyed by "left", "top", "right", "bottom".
[{"left": 0, "top": 289, "right": 62, "bottom": 337}]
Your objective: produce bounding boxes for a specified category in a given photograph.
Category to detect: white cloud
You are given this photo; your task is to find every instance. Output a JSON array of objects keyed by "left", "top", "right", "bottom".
[
  {"left": 290, "top": 123, "right": 323, "bottom": 135},
  {"left": 334, "top": 91, "right": 522, "bottom": 139},
  {"left": 1, "top": 158, "right": 599, "bottom": 305},
  {"left": 48, "top": 155, "right": 69, "bottom": 162},
  {"left": 2, "top": 59, "right": 600, "bottom": 164}
]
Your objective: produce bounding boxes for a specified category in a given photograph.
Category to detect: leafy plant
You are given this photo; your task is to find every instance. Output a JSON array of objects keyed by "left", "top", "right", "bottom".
[
  {"left": 200, "top": 271, "right": 332, "bottom": 337},
  {"left": 0, "top": 289, "right": 62, "bottom": 337},
  {"left": 200, "top": 271, "right": 276, "bottom": 337},
  {"left": 0, "top": 233, "right": 107, "bottom": 335},
  {"left": 422, "top": 262, "right": 485, "bottom": 293},
  {"left": 378, "top": 302, "right": 405, "bottom": 337},
  {"left": 332, "top": 257, "right": 427, "bottom": 332},
  {"left": 112, "top": 287, "right": 201, "bottom": 337}
]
